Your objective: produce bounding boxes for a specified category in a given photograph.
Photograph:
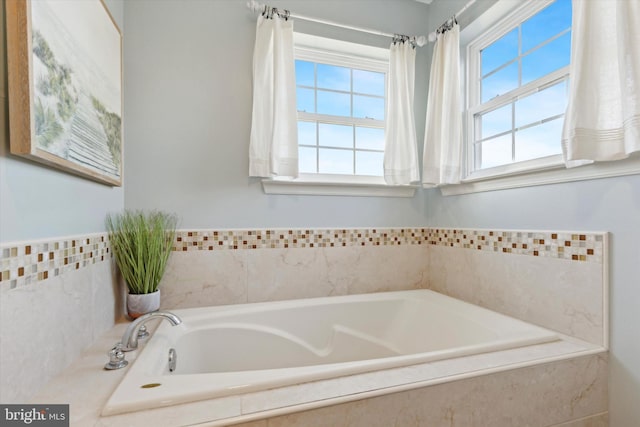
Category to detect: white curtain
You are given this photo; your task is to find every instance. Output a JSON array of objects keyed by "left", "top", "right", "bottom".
[
  {"left": 422, "top": 24, "right": 462, "bottom": 186},
  {"left": 562, "top": 0, "right": 640, "bottom": 166},
  {"left": 249, "top": 14, "right": 298, "bottom": 178},
  {"left": 384, "top": 40, "right": 420, "bottom": 185}
]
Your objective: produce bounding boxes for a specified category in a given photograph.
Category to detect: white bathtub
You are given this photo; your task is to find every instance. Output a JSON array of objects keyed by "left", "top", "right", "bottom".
[{"left": 102, "top": 290, "right": 559, "bottom": 416}]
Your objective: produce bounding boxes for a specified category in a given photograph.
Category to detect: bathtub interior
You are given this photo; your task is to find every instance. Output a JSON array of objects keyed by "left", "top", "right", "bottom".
[
  {"left": 170, "top": 297, "right": 549, "bottom": 374},
  {"left": 102, "top": 290, "right": 560, "bottom": 416}
]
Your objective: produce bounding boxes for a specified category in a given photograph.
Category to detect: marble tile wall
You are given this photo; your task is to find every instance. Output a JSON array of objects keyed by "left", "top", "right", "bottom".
[
  {"left": 428, "top": 240, "right": 607, "bottom": 346},
  {"left": 0, "top": 260, "right": 121, "bottom": 403},
  {"left": 552, "top": 413, "right": 609, "bottom": 427},
  {"left": 232, "top": 354, "right": 608, "bottom": 427},
  {"left": 159, "top": 227, "right": 605, "bottom": 308},
  {"left": 159, "top": 245, "right": 430, "bottom": 309}
]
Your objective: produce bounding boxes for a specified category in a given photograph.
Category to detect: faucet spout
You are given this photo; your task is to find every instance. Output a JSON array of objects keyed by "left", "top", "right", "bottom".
[{"left": 120, "top": 311, "right": 182, "bottom": 351}]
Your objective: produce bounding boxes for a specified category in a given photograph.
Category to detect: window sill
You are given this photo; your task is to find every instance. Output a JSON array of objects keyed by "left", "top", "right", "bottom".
[
  {"left": 438, "top": 155, "right": 640, "bottom": 196},
  {"left": 262, "top": 174, "right": 417, "bottom": 198}
]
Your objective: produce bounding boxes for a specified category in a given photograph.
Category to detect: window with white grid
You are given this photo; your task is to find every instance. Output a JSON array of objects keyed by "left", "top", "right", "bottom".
[
  {"left": 294, "top": 35, "right": 388, "bottom": 178},
  {"left": 466, "top": 0, "right": 572, "bottom": 176}
]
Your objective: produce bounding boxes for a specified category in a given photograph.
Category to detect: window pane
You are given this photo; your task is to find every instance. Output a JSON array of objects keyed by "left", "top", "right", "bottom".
[
  {"left": 319, "top": 148, "right": 353, "bottom": 174},
  {"left": 522, "top": 0, "right": 572, "bottom": 53},
  {"left": 353, "top": 69, "right": 385, "bottom": 96},
  {"left": 521, "top": 32, "right": 571, "bottom": 85},
  {"left": 482, "top": 61, "right": 518, "bottom": 103},
  {"left": 317, "top": 64, "right": 350, "bottom": 91},
  {"left": 477, "top": 133, "right": 512, "bottom": 169},
  {"left": 356, "top": 151, "right": 384, "bottom": 176},
  {"left": 298, "top": 121, "right": 316, "bottom": 146},
  {"left": 297, "top": 88, "right": 315, "bottom": 113},
  {"left": 481, "top": 103, "right": 512, "bottom": 139},
  {"left": 481, "top": 28, "right": 519, "bottom": 76},
  {"left": 355, "top": 127, "right": 385, "bottom": 150},
  {"left": 515, "top": 80, "right": 567, "bottom": 128},
  {"left": 317, "top": 90, "right": 350, "bottom": 117},
  {"left": 319, "top": 123, "right": 353, "bottom": 149},
  {"left": 295, "top": 60, "right": 315, "bottom": 87},
  {"left": 296, "top": 88, "right": 315, "bottom": 113},
  {"left": 353, "top": 95, "right": 384, "bottom": 120},
  {"left": 299, "top": 146, "right": 317, "bottom": 173},
  {"left": 515, "top": 118, "right": 563, "bottom": 162}
]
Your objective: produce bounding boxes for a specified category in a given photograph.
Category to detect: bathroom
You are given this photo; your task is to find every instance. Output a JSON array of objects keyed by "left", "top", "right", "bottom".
[{"left": 0, "top": 0, "right": 638, "bottom": 425}]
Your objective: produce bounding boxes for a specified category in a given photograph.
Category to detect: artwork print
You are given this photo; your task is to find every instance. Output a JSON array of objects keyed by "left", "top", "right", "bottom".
[{"left": 7, "top": 0, "right": 122, "bottom": 186}]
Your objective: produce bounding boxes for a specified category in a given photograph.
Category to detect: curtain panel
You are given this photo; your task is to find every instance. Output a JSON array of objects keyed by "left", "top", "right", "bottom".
[
  {"left": 562, "top": 0, "right": 640, "bottom": 166},
  {"left": 422, "top": 24, "right": 462, "bottom": 186},
  {"left": 249, "top": 15, "right": 299, "bottom": 178},
  {"left": 384, "top": 40, "right": 420, "bottom": 185}
]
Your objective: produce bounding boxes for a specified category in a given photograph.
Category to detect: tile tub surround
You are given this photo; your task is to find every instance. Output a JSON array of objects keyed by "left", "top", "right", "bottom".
[
  {"left": 161, "top": 227, "right": 432, "bottom": 309},
  {"left": 428, "top": 241, "right": 607, "bottom": 346},
  {"left": 159, "top": 245, "right": 431, "bottom": 309},
  {"left": 0, "top": 259, "right": 121, "bottom": 403},
  {"left": 230, "top": 354, "right": 607, "bottom": 427},
  {"left": 1, "top": 227, "right": 607, "bottom": 406},
  {"left": 31, "top": 320, "right": 607, "bottom": 426},
  {"left": 0, "top": 227, "right": 605, "bottom": 291},
  {"left": 0, "top": 233, "right": 111, "bottom": 289},
  {"left": 159, "top": 227, "right": 606, "bottom": 311}
]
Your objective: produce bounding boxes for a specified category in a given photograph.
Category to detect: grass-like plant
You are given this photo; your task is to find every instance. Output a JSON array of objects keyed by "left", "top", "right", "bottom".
[{"left": 106, "top": 210, "right": 177, "bottom": 295}]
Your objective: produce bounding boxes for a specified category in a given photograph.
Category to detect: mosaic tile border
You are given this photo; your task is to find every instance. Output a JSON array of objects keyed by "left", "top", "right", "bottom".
[
  {"left": 173, "top": 228, "right": 429, "bottom": 251},
  {"left": 173, "top": 228, "right": 604, "bottom": 263},
  {"left": 0, "top": 234, "right": 111, "bottom": 289},
  {"left": 427, "top": 228, "right": 604, "bottom": 264},
  {"left": 0, "top": 228, "right": 605, "bottom": 288}
]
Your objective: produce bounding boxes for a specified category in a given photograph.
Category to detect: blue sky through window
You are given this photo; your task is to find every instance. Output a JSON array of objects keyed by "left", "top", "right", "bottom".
[
  {"left": 476, "top": 0, "right": 572, "bottom": 170},
  {"left": 481, "top": 0, "right": 571, "bottom": 100},
  {"left": 295, "top": 58, "right": 385, "bottom": 176},
  {"left": 521, "top": 0, "right": 572, "bottom": 52}
]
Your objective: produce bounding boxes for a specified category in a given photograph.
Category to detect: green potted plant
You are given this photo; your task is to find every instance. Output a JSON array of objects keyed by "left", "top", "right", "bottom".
[{"left": 106, "top": 210, "right": 177, "bottom": 318}]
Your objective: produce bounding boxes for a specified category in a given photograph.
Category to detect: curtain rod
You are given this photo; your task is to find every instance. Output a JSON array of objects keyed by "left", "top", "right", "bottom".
[
  {"left": 246, "top": 0, "right": 427, "bottom": 47},
  {"left": 428, "top": 0, "right": 477, "bottom": 42}
]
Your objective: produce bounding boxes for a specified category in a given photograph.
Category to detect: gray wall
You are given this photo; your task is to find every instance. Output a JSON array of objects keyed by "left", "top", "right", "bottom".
[
  {"left": 0, "top": 0, "right": 125, "bottom": 243},
  {"left": 122, "top": 0, "right": 431, "bottom": 229},
  {"left": 427, "top": 1, "right": 640, "bottom": 425}
]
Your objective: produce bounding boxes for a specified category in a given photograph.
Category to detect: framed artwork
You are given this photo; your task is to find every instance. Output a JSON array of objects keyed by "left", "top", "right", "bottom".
[{"left": 6, "top": 0, "right": 123, "bottom": 186}]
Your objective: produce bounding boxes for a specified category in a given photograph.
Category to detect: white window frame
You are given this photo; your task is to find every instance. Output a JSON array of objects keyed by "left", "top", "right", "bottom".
[
  {"left": 262, "top": 33, "right": 417, "bottom": 198},
  {"left": 295, "top": 47, "right": 386, "bottom": 176},
  {"left": 440, "top": 0, "right": 640, "bottom": 196}
]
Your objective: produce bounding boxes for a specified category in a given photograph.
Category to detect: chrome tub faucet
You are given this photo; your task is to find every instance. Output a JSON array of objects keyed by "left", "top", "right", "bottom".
[{"left": 105, "top": 311, "right": 182, "bottom": 370}]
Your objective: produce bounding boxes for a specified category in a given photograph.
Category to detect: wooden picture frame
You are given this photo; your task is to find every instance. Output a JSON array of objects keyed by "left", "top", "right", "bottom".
[{"left": 6, "top": 0, "right": 123, "bottom": 186}]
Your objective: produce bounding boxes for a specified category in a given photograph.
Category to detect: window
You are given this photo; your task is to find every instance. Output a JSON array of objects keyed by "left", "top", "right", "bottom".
[
  {"left": 262, "top": 33, "right": 415, "bottom": 197},
  {"left": 296, "top": 62, "right": 386, "bottom": 176},
  {"left": 466, "top": 0, "right": 572, "bottom": 176},
  {"left": 294, "top": 34, "right": 388, "bottom": 178},
  {"left": 443, "top": 0, "right": 640, "bottom": 195}
]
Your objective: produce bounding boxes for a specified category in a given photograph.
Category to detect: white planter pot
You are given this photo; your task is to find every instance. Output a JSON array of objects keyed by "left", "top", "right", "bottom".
[{"left": 127, "top": 290, "right": 161, "bottom": 319}]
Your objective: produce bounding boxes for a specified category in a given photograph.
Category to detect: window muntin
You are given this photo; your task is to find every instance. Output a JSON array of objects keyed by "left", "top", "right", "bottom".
[
  {"left": 294, "top": 51, "right": 387, "bottom": 177},
  {"left": 469, "top": 0, "right": 572, "bottom": 174}
]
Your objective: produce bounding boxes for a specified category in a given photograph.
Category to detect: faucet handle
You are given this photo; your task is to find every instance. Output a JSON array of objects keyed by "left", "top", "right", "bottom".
[
  {"left": 104, "top": 343, "right": 129, "bottom": 370},
  {"left": 137, "top": 325, "right": 150, "bottom": 340}
]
